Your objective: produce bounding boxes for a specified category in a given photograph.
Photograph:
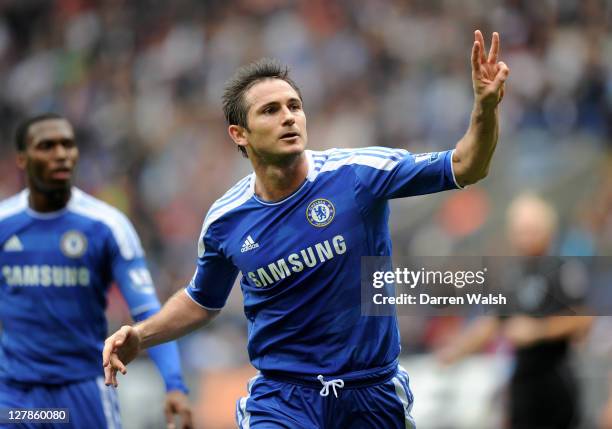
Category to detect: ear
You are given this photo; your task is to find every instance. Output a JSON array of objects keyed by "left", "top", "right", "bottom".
[
  {"left": 228, "top": 125, "right": 248, "bottom": 151},
  {"left": 16, "top": 152, "right": 27, "bottom": 170}
]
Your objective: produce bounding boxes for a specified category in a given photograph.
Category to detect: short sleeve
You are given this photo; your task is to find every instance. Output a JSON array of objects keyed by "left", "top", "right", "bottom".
[
  {"left": 185, "top": 222, "right": 239, "bottom": 310},
  {"left": 350, "top": 147, "right": 461, "bottom": 201}
]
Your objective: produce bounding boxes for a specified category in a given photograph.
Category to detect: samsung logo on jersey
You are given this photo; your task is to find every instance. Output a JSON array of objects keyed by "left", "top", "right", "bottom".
[
  {"left": 247, "top": 235, "right": 346, "bottom": 288},
  {"left": 2, "top": 265, "right": 90, "bottom": 287}
]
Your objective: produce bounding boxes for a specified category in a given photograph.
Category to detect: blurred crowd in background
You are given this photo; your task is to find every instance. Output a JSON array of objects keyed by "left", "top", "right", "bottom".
[{"left": 1, "top": 0, "right": 611, "bottom": 427}]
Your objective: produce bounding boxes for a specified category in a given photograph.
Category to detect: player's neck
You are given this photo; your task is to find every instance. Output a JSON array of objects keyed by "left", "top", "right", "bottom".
[
  {"left": 252, "top": 153, "right": 308, "bottom": 202},
  {"left": 28, "top": 187, "right": 72, "bottom": 213}
]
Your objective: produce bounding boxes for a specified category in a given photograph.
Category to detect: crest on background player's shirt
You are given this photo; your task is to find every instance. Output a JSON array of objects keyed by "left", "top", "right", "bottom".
[
  {"left": 60, "top": 230, "right": 87, "bottom": 258},
  {"left": 306, "top": 199, "right": 335, "bottom": 227}
]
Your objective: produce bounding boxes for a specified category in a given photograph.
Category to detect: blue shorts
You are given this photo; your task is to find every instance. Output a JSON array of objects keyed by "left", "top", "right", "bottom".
[
  {"left": 0, "top": 376, "right": 121, "bottom": 429},
  {"left": 236, "top": 363, "right": 415, "bottom": 428}
]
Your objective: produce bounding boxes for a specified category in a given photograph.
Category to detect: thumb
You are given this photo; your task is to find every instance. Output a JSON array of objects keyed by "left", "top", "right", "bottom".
[
  {"left": 493, "top": 61, "right": 510, "bottom": 89},
  {"left": 116, "top": 325, "right": 134, "bottom": 344}
]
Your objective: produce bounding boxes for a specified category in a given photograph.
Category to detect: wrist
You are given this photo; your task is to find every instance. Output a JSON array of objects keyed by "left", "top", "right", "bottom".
[
  {"left": 472, "top": 101, "right": 497, "bottom": 118},
  {"left": 133, "top": 323, "right": 147, "bottom": 348}
]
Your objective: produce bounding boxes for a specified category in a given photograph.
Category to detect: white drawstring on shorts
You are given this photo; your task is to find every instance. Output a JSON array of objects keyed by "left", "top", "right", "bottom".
[{"left": 317, "top": 375, "right": 345, "bottom": 398}]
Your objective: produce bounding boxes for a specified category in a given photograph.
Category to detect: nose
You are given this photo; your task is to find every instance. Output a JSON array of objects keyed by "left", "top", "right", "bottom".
[
  {"left": 52, "top": 143, "right": 70, "bottom": 161},
  {"left": 281, "top": 106, "right": 295, "bottom": 126}
]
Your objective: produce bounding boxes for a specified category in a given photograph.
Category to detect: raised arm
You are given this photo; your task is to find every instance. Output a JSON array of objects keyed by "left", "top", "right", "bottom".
[
  {"left": 452, "top": 30, "right": 510, "bottom": 187},
  {"left": 103, "top": 290, "right": 218, "bottom": 387}
]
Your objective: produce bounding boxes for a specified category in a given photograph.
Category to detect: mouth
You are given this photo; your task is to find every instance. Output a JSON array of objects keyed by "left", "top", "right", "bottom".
[
  {"left": 279, "top": 131, "right": 300, "bottom": 141},
  {"left": 50, "top": 168, "right": 73, "bottom": 181}
]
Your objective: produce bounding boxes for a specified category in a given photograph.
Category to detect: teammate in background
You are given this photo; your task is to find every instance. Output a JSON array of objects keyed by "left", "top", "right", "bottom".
[
  {"left": 0, "top": 114, "right": 193, "bottom": 429},
  {"left": 104, "top": 30, "right": 509, "bottom": 428},
  {"left": 438, "top": 193, "right": 593, "bottom": 429}
]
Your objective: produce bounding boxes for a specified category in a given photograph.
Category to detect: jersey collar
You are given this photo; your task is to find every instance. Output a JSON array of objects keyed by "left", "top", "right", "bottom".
[
  {"left": 251, "top": 152, "right": 314, "bottom": 206},
  {"left": 24, "top": 187, "right": 77, "bottom": 219}
]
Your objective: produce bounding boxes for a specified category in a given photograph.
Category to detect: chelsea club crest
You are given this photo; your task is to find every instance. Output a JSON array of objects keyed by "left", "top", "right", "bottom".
[
  {"left": 60, "top": 230, "right": 88, "bottom": 258},
  {"left": 306, "top": 198, "right": 335, "bottom": 227}
]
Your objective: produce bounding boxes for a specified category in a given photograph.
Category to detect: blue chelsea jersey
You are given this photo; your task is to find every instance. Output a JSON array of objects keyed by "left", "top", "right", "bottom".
[
  {"left": 187, "top": 147, "right": 461, "bottom": 376},
  {"left": 0, "top": 188, "right": 185, "bottom": 390}
]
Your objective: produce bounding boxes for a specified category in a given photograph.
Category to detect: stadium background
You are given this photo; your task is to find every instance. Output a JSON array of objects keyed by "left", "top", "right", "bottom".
[{"left": 0, "top": 0, "right": 611, "bottom": 427}]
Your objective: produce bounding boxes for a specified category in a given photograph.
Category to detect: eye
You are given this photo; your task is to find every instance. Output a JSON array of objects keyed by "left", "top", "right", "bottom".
[
  {"left": 289, "top": 103, "right": 301, "bottom": 111},
  {"left": 62, "top": 139, "right": 76, "bottom": 148},
  {"left": 38, "top": 141, "right": 53, "bottom": 150}
]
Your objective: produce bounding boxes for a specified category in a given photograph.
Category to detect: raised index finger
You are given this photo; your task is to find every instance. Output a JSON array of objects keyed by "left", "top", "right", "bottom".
[
  {"left": 475, "top": 30, "right": 487, "bottom": 64},
  {"left": 488, "top": 32, "right": 500, "bottom": 64},
  {"left": 471, "top": 40, "right": 481, "bottom": 73}
]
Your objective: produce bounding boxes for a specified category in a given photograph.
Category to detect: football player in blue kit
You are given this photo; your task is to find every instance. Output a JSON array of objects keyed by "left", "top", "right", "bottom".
[
  {"left": 104, "top": 30, "right": 509, "bottom": 428},
  {"left": 0, "top": 114, "right": 193, "bottom": 428}
]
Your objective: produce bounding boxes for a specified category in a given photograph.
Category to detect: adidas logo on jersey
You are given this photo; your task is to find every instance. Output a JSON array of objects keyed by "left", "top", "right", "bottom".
[
  {"left": 241, "top": 235, "right": 260, "bottom": 253},
  {"left": 3, "top": 235, "right": 23, "bottom": 252}
]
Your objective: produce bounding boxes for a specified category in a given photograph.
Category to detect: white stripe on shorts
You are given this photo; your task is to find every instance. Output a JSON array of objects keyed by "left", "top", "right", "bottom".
[
  {"left": 237, "top": 374, "right": 262, "bottom": 429},
  {"left": 96, "top": 376, "right": 121, "bottom": 429},
  {"left": 392, "top": 373, "right": 416, "bottom": 429},
  {"left": 108, "top": 383, "right": 122, "bottom": 429}
]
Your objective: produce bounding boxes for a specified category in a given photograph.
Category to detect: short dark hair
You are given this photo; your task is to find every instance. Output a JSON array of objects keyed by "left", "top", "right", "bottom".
[
  {"left": 222, "top": 58, "right": 302, "bottom": 157},
  {"left": 15, "top": 113, "right": 67, "bottom": 152}
]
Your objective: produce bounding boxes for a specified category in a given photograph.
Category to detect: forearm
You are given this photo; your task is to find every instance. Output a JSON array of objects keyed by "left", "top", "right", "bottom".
[
  {"left": 135, "top": 289, "right": 219, "bottom": 349},
  {"left": 452, "top": 30, "right": 508, "bottom": 186},
  {"left": 537, "top": 316, "right": 593, "bottom": 342},
  {"left": 452, "top": 104, "right": 499, "bottom": 186},
  {"left": 134, "top": 309, "right": 189, "bottom": 392}
]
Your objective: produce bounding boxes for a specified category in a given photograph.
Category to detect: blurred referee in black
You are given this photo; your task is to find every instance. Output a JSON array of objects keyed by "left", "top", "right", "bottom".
[{"left": 438, "top": 193, "right": 593, "bottom": 429}]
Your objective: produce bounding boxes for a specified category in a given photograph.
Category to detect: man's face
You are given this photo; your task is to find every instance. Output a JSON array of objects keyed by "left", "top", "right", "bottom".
[
  {"left": 507, "top": 205, "right": 553, "bottom": 257},
  {"left": 240, "top": 78, "right": 307, "bottom": 161},
  {"left": 18, "top": 119, "right": 78, "bottom": 193}
]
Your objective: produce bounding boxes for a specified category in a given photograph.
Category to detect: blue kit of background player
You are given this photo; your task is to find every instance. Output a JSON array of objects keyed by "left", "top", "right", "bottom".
[{"left": 0, "top": 114, "right": 192, "bottom": 429}]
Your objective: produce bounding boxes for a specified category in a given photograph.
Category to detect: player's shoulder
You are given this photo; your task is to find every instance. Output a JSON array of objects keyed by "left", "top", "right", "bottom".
[
  {"left": 0, "top": 189, "right": 28, "bottom": 223},
  {"left": 198, "top": 173, "right": 255, "bottom": 240},
  {"left": 207, "top": 174, "right": 254, "bottom": 220},
  {"left": 68, "top": 188, "right": 143, "bottom": 258},
  {"left": 307, "top": 147, "right": 409, "bottom": 176},
  {"left": 68, "top": 188, "right": 133, "bottom": 225}
]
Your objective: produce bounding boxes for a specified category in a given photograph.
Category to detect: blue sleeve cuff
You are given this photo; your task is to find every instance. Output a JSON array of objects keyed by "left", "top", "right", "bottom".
[
  {"left": 184, "top": 287, "right": 225, "bottom": 311},
  {"left": 449, "top": 149, "right": 465, "bottom": 189},
  {"left": 165, "top": 378, "right": 189, "bottom": 394}
]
